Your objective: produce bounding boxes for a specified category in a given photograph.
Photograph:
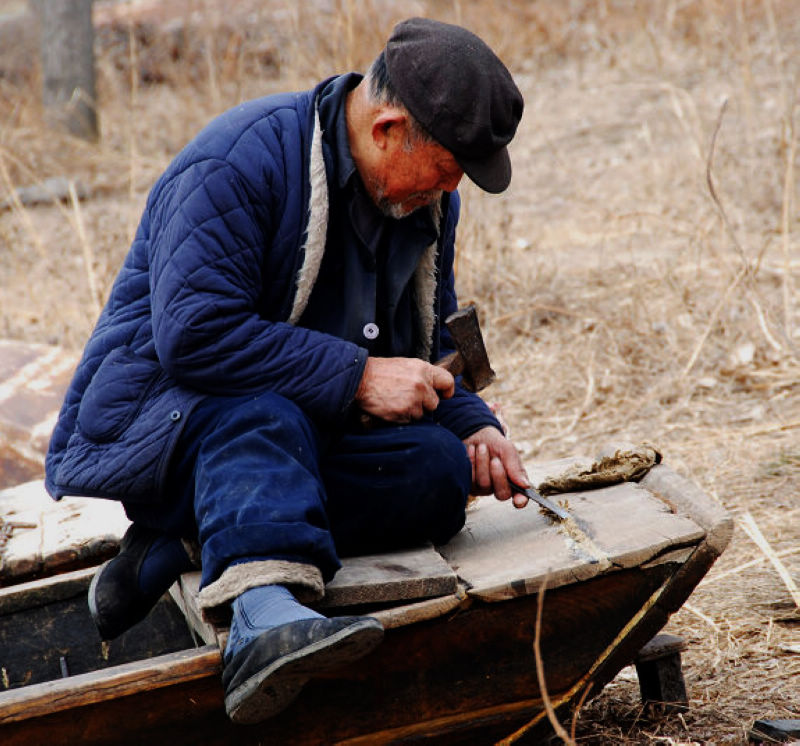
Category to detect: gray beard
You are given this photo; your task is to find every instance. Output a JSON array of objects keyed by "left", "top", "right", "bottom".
[{"left": 374, "top": 189, "right": 443, "bottom": 220}]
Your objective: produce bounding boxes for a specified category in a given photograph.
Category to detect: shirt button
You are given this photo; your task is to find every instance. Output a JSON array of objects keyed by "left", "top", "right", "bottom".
[
  {"left": 169, "top": 410, "right": 182, "bottom": 422},
  {"left": 362, "top": 323, "right": 379, "bottom": 340}
]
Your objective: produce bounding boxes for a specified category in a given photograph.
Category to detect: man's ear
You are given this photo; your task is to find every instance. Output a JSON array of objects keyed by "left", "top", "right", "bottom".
[{"left": 371, "top": 108, "right": 409, "bottom": 151}]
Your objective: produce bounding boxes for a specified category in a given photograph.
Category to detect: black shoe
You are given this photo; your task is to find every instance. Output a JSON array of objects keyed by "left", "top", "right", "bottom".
[
  {"left": 88, "top": 523, "right": 188, "bottom": 640},
  {"left": 223, "top": 616, "right": 384, "bottom": 725}
]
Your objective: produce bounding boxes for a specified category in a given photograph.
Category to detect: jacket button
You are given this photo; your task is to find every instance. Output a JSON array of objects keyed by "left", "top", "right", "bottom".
[
  {"left": 362, "top": 323, "right": 379, "bottom": 340},
  {"left": 169, "top": 410, "right": 181, "bottom": 422}
]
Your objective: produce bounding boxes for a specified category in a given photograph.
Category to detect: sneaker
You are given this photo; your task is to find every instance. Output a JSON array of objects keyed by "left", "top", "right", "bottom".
[{"left": 223, "top": 615, "right": 384, "bottom": 724}]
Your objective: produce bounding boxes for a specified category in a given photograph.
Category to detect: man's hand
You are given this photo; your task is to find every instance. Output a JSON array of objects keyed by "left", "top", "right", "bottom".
[
  {"left": 464, "top": 426, "right": 530, "bottom": 508},
  {"left": 355, "top": 357, "right": 455, "bottom": 423}
]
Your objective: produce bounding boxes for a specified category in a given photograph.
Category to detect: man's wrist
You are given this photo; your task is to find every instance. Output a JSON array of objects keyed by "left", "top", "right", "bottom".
[{"left": 354, "top": 356, "right": 372, "bottom": 402}]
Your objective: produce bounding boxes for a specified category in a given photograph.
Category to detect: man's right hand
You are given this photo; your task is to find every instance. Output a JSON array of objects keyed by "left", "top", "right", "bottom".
[{"left": 355, "top": 357, "right": 455, "bottom": 423}]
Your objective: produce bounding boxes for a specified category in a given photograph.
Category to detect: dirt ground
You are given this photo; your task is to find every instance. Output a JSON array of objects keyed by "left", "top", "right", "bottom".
[{"left": 0, "top": 1, "right": 798, "bottom": 743}]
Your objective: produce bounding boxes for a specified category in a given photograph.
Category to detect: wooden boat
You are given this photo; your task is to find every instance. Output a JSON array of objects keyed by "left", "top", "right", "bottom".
[{"left": 0, "top": 448, "right": 732, "bottom": 745}]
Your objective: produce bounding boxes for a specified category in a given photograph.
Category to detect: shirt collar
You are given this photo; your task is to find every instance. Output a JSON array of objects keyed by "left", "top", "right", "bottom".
[
  {"left": 317, "top": 72, "right": 440, "bottom": 239},
  {"left": 317, "top": 72, "right": 361, "bottom": 190}
]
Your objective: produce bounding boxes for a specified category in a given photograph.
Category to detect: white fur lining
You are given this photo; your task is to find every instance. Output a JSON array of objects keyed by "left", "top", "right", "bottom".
[
  {"left": 198, "top": 559, "right": 325, "bottom": 613},
  {"left": 413, "top": 202, "right": 442, "bottom": 360},
  {"left": 289, "top": 108, "right": 329, "bottom": 325}
]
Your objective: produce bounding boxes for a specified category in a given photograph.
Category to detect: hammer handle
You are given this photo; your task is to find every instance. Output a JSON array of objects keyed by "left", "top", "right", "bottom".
[
  {"left": 359, "top": 353, "right": 463, "bottom": 430},
  {"left": 436, "top": 351, "right": 464, "bottom": 377}
]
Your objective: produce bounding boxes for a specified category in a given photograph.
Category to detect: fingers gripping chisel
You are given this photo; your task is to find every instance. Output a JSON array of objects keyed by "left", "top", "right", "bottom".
[{"left": 508, "top": 478, "right": 570, "bottom": 521}]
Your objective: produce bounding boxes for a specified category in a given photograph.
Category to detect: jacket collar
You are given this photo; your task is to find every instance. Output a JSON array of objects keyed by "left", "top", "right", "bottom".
[{"left": 289, "top": 78, "right": 446, "bottom": 361}]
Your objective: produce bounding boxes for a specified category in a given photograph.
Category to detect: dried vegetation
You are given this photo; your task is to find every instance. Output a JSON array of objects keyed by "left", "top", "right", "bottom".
[{"left": 0, "top": 0, "right": 798, "bottom": 743}]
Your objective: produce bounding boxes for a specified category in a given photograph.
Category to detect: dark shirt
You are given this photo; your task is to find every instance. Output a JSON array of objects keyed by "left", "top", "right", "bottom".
[{"left": 299, "top": 73, "right": 439, "bottom": 358}]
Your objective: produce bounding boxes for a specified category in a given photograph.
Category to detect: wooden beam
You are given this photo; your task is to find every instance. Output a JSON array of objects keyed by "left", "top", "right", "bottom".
[
  {"left": 634, "top": 633, "right": 689, "bottom": 713},
  {"left": 0, "top": 646, "right": 220, "bottom": 725},
  {"left": 0, "top": 565, "right": 94, "bottom": 616},
  {"left": 369, "top": 587, "right": 469, "bottom": 630},
  {"left": 319, "top": 543, "right": 457, "bottom": 608}
]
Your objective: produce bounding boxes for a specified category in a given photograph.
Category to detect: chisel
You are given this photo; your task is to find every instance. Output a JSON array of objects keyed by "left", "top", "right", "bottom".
[{"left": 508, "top": 478, "right": 570, "bottom": 521}]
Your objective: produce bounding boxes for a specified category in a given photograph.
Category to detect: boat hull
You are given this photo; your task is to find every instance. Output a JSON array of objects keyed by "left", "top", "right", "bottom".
[
  {"left": 1, "top": 559, "right": 695, "bottom": 744},
  {"left": 0, "top": 464, "right": 732, "bottom": 744}
]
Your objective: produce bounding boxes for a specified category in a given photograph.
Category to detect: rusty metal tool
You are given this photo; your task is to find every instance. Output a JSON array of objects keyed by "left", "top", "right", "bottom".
[
  {"left": 359, "top": 304, "right": 494, "bottom": 429},
  {"left": 442, "top": 308, "right": 568, "bottom": 521},
  {"left": 438, "top": 305, "right": 496, "bottom": 392},
  {"left": 507, "top": 477, "right": 571, "bottom": 520}
]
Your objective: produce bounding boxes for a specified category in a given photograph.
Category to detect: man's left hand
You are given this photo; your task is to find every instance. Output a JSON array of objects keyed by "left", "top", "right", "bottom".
[{"left": 463, "top": 426, "right": 530, "bottom": 509}]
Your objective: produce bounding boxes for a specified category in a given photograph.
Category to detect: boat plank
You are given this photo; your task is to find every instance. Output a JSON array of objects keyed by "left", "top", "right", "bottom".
[
  {"left": 0, "top": 646, "right": 220, "bottom": 725},
  {"left": 320, "top": 543, "right": 458, "bottom": 607},
  {"left": 440, "top": 480, "right": 705, "bottom": 601},
  {"left": 640, "top": 464, "right": 734, "bottom": 553},
  {"left": 0, "top": 480, "right": 128, "bottom": 584},
  {"left": 368, "top": 588, "right": 468, "bottom": 629},
  {"left": 177, "top": 543, "right": 459, "bottom": 638},
  {"left": 0, "top": 565, "right": 95, "bottom": 615},
  {"left": 169, "top": 575, "right": 221, "bottom": 647}
]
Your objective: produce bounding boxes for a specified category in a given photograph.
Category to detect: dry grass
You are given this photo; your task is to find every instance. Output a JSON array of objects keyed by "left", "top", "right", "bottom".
[{"left": 0, "top": 0, "right": 798, "bottom": 742}]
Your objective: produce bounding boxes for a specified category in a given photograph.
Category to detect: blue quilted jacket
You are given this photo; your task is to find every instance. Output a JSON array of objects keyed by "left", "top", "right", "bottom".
[{"left": 45, "top": 77, "right": 500, "bottom": 504}]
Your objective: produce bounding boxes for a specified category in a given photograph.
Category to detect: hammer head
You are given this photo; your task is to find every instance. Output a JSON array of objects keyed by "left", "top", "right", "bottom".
[{"left": 444, "top": 305, "right": 496, "bottom": 392}]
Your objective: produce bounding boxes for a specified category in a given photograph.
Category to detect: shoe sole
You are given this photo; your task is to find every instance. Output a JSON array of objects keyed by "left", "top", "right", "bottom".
[
  {"left": 87, "top": 559, "right": 113, "bottom": 639},
  {"left": 225, "top": 619, "right": 384, "bottom": 725}
]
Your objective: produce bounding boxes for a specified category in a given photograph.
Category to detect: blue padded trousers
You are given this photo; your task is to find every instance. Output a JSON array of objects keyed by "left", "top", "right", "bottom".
[{"left": 127, "top": 392, "right": 472, "bottom": 591}]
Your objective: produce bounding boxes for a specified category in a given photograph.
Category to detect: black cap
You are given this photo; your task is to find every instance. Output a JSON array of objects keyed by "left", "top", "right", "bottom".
[{"left": 385, "top": 17, "right": 524, "bottom": 194}]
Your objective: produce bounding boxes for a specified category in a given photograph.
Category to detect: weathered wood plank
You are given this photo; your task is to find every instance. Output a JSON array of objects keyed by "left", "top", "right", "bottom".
[
  {"left": 0, "top": 480, "right": 128, "bottom": 584},
  {"left": 169, "top": 574, "right": 223, "bottom": 648},
  {"left": 0, "top": 565, "right": 94, "bottom": 615},
  {"left": 368, "top": 588, "right": 468, "bottom": 630},
  {"left": 336, "top": 697, "right": 546, "bottom": 745},
  {"left": 439, "top": 480, "right": 705, "bottom": 601},
  {"left": 0, "top": 646, "right": 220, "bottom": 725},
  {"left": 320, "top": 543, "right": 458, "bottom": 607},
  {"left": 175, "top": 545, "right": 459, "bottom": 644},
  {"left": 639, "top": 464, "right": 734, "bottom": 555}
]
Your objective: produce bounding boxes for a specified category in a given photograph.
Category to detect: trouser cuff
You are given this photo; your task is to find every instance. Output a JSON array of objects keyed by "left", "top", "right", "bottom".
[{"left": 198, "top": 560, "right": 325, "bottom": 620}]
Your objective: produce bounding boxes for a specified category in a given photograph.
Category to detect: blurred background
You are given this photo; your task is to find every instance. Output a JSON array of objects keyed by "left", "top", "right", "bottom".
[{"left": 0, "top": 1, "right": 798, "bottom": 742}]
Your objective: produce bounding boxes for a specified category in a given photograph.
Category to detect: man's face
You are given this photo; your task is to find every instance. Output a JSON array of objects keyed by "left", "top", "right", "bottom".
[{"left": 366, "top": 131, "right": 464, "bottom": 219}]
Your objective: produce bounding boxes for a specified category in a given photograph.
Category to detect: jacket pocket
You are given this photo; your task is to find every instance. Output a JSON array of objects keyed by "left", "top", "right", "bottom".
[{"left": 77, "top": 346, "right": 164, "bottom": 443}]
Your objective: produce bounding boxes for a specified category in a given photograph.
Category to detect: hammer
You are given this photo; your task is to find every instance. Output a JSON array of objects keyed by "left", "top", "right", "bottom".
[
  {"left": 437, "top": 305, "right": 495, "bottom": 392},
  {"left": 359, "top": 305, "right": 495, "bottom": 428}
]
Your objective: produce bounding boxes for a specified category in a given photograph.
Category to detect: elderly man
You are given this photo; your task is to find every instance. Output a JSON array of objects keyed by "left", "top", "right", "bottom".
[{"left": 45, "top": 18, "right": 526, "bottom": 723}]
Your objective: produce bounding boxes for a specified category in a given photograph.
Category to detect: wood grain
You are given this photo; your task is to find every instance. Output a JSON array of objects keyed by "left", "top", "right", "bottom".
[
  {"left": 0, "top": 480, "right": 128, "bottom": 584},
  {"left": 439, "top": 480, "right": 705, "bottom": 601},
  {"left": 0, "top": 646, "right": 220, "bottom": 725},
  {"left": 320, "top": 543, "right": 457, "bottom": 607}
]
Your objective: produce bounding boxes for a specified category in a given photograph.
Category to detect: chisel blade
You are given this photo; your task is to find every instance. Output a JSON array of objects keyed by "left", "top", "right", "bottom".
[{"left": 508, "top": 478, "right": 570, "bottom": 521}]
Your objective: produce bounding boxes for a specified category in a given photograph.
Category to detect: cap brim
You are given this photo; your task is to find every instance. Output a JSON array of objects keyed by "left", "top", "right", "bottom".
[{"left": 456, "top": 146, "right": 512, "bottom": 194}]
